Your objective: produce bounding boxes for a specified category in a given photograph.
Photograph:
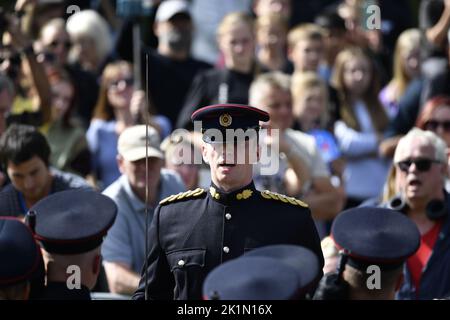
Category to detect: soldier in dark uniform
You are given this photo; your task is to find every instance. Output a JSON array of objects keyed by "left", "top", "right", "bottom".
[
  {"left": 133, "top": 103, "right": 324, "bottom": 300},
  {"left": 0, "top": 217, "right": 43, "bottom": 300},
  {"left": 30, "top": 189, "right": 117, "bottom": 300},
  {"left": 313, "top": 207, "right": 421, "bottom": 300},
  {"left": 203, "top": 244, "right": 321, "bottom": 300}
]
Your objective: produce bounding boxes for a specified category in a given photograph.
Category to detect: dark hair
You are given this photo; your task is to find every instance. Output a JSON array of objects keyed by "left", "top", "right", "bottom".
[
  {"left": 314, "top": 9, "right": 346, "bottom": 31},
  {"left": 48, "top": 69, "right": 77, "bottom": 128},
  {"left": 0, "top": 124, "right": 51, "bottom": 169}
]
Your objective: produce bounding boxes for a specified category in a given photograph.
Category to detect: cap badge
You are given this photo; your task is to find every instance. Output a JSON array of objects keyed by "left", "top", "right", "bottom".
[{"left": 219, "top": 113, "right": 232, "bottom": 127}]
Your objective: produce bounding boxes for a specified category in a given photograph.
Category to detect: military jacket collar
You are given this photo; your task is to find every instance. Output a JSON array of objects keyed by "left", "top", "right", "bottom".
[{"left": 208, "top": 181, "right": 256, "bottom": 205}]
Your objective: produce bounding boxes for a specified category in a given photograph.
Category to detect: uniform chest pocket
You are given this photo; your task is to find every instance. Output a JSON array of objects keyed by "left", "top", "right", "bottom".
[{"left": 166, "top": 248, "right": 206, "bottom": 272}]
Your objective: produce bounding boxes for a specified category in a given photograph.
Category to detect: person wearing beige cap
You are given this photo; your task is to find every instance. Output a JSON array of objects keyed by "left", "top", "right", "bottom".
[{"left": 101, "top": 125, "right": 185, "bottom": 296}]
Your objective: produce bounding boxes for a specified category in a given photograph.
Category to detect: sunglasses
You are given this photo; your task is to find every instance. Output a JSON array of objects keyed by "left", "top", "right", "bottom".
[
  {"left": 396, "top": 158, "right": 441, "bottom": 173},
  {"left": 49, "top": 40, "right": 72, "bottom": 50},
  {"left": 109, "top": 77, "right": 134, "bottom": 89},
  {"left": 36, "top": 51, "right": 56, "bottom": 63},
  {"left": 424, "top": 120, "right": 450, "bottom": 132}
]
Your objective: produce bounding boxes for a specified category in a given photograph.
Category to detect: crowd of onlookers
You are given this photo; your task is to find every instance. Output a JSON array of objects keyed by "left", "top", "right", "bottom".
[{"left": 1, "top": 0, "right": 450, "bottom": 300}]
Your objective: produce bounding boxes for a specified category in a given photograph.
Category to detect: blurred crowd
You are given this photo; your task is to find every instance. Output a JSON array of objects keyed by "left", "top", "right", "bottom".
[{"left": 1, "top": 0, "right": 450, "bottom": 300}]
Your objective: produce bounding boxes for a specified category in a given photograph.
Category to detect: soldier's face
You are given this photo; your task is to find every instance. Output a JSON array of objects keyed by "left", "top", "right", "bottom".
[{"left": 203, "top": 140, "right": 259, "bottom": 191}]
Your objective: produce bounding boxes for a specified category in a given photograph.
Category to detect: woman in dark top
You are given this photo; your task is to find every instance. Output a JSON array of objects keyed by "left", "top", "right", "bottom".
[{"left": 177, "top": 12, "right": 258, "bottom": 130}]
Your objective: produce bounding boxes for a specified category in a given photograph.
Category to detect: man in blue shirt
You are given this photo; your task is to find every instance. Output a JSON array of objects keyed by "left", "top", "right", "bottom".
[
  {"left": 102, "top": 125, "right": 185, "bottom": 296},
  {"left": 0, "top": 124, "right": 90, "bottom": 218}
]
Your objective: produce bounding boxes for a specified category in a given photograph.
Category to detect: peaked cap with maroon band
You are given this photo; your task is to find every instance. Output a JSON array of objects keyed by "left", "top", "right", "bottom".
[
  {"left": 331, "top": 207, "right": 421, "bottom": 270},
  {"left": 31, "top": 190, "right": 117, "bottom": 255},
  {"left": 203, "top": 256, "right": 300, "bottom": 300},
  {"left": 0, "top": 217, "right": 41, "bottom": 286},
  {"left": 244, "top": 244, "right": 321, "bottom": 294},
  {"left": 191, "top": 104, "right": 270, "bottom": 143}
]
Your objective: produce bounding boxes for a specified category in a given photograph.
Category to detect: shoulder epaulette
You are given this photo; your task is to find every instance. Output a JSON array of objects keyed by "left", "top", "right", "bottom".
[
  {"left": 260, "top": 190, "right": 308, "bottom": 208},
  {"left": 159, "top": 188, "right": 205, "bottom": 205}
]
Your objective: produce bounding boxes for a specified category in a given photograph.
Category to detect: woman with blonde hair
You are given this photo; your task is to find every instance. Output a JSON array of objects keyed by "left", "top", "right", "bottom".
[
  {"left": 291, "top": 71, "right": 329, "bottom": 132},
  {"left": 177, "top": 12, "right": 258, "bottom": 129},
  {"left": 332, "top": 47, "right": 390, "bottom": 208},
  {"left": 292, "top": 71, "right": 345, "bottom": 188},
  {"left": 379, "top": 29, "right": 421, "bottom": 118}
]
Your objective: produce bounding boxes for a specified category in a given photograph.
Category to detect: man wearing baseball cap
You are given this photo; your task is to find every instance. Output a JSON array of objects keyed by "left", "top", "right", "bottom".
[
  {"left": 155, "top": 0, "right": 191, "bottom": 23},
  {"left": 102, "top": 125, "right": 185, "bottom": 296},
  {"left": 114, "top": 0, "right": 211, "bottom": 129},
  {"left": 148, "top": 0, "right": 211, "bottom": 126}
]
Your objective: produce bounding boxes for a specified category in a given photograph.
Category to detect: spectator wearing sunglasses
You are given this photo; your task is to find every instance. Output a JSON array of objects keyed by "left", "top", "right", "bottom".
[
  {"left": 87, "top": 61, "right": 135, "bottom": 190},
  {"left": 415, "top": 95, "right": 450, "bottom": 193},
  {"left": 39, "top": 18, "right": 99, "bottom": 129},
  {"left": 416, "top": 96, "right": 450, "bottom": 147},
  {"left": 390, "top": 128, "right": 450, "bottom": 300},
  {"left": 87, "top": 61, "right": 169, "bottom": 190}
]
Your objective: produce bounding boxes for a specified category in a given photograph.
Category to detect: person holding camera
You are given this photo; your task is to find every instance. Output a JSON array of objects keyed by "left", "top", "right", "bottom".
[{"left": 0, "top": 5, "right": 52, "bottom": 129}]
